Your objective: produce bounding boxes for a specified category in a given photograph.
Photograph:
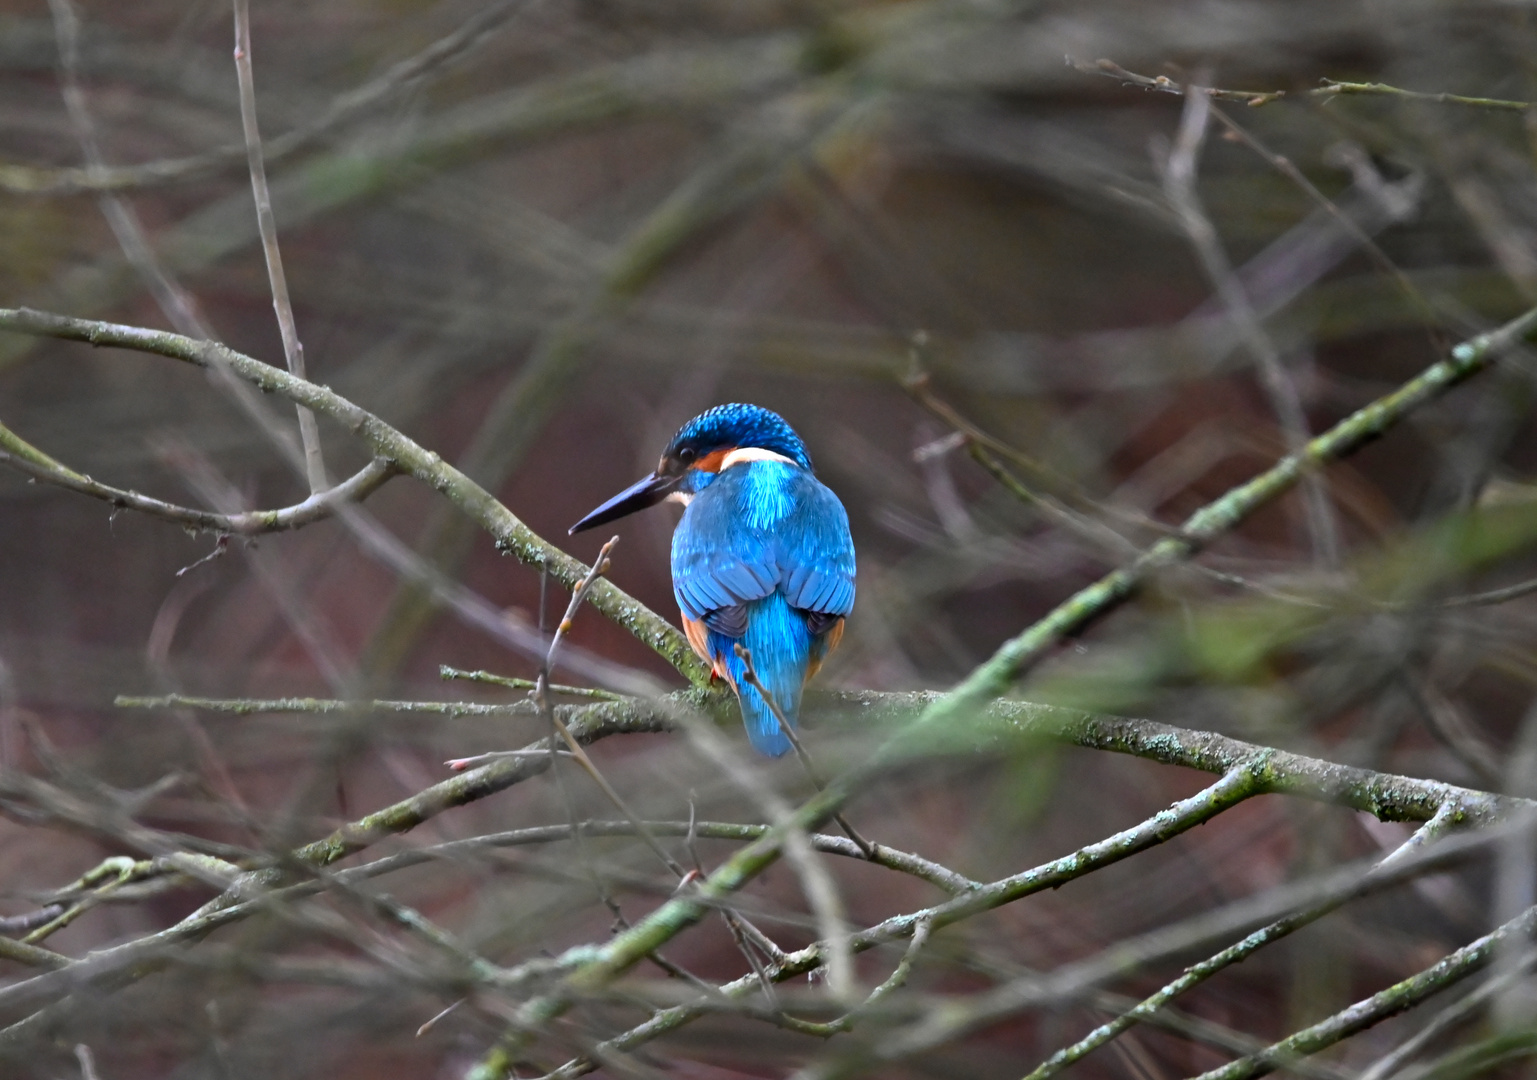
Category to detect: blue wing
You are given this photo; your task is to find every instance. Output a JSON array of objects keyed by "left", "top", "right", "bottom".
[
  {"left": 671, "top": 460, "right": 855, "bottom": 755},
  {"left": 671, "top": 461, "right": 855, "bottom": 626}
]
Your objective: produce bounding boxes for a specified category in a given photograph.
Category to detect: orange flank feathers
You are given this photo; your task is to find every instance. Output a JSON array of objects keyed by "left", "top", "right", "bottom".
[{"left": 681, "top": 613, "right": 729, "bottom": 681}]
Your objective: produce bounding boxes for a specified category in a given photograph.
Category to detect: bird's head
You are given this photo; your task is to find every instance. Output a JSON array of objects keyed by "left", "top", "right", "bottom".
[{"left": 569, "top": 404, "right": 812, "bottom": 535}]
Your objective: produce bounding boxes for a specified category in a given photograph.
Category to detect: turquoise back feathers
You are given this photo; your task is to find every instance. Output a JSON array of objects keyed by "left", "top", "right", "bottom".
[
  {"left": 570, "top": 404, "right": 855, "bottom": 756},
  {"left": 672, "top": 455, "right": 855, "bottom": 755}
]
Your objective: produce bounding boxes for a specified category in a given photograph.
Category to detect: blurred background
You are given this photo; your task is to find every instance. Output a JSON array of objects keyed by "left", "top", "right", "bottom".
[{"left": 4, "top": 0, "right": 1537, "bottom": 1077}]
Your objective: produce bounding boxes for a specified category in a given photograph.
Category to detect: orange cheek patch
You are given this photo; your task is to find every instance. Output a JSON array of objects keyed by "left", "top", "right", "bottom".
[{"left": 692, "top": 447, "right": 733, "bottom": 474}]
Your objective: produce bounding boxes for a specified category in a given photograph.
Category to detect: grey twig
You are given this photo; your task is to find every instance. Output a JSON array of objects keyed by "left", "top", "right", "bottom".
[
  {"left": 0, "top": 306, "right": 709, "bottom": 686},
  {"left": 1071, "top": 57, "right": 1534, "bottom": 113},
  {"left": 732, "top": 643, "right": 876, "bottom": 858},
  {"left": 1022, "top": 801, "right": 1464, "bottom": 1080},
  {"left": 682, "top": 795, "right": 783, "bottom": 1008},
  {"left": 531, "top": 537, "right": 689, "bottom": 880},
  {"left": 0, "top": 427, "right": 396, "bottom": 536},
  {"left": 1186, "top": 902, "right": 1537, "bottom": 1080},
  {"left": 6, "top": 0, "right": 535, "bottom": 195},
  {"left": 659, "top": 698, "right": 861, "bottom": 1005},
  {"left": 1162, "top": 81, "right": 1340, "bottom": 566},
  {"left": 115, "top": 694, "right": 539, "bottom": 718},
  {"left": 48, "top": 0, "right": 215, "bottom": 340},
  {"left": 232, "top": 0, "right": 325, "bottom": 493},
  {"left": 439, "top": 665, "right": 622, "bottom": 701},
  {"left": 73, "top": 1044, "right": 100, "bottom": 1080}
]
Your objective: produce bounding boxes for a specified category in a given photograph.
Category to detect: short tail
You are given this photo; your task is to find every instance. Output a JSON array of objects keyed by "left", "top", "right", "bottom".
[{"left": 710, "top": 593, "right": 812, "bottom": 757}]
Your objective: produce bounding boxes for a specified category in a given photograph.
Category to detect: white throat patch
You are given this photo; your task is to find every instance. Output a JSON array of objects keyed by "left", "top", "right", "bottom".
[{"left": 719, "top": 447, "right": 797, "bottom": 470}]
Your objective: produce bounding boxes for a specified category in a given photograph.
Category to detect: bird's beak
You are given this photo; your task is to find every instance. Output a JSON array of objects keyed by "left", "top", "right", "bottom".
[{"left": 569, "top": 472, "right": 676, "bottom": 534}]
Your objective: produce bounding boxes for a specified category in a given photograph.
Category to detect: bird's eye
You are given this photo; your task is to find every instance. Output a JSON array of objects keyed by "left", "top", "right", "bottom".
[{"left": 678, "top": 448, "right": 697, "bottom": 465}]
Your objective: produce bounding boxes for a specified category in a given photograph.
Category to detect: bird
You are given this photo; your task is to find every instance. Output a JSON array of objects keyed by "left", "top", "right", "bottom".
[{"left": 569, "top": 404, "right": 855, "bottom": 756}]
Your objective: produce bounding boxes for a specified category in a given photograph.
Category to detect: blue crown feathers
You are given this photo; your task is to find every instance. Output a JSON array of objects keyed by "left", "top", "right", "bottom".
[{"left": 665, "top": 404, "right": 813, "bottom": 471}]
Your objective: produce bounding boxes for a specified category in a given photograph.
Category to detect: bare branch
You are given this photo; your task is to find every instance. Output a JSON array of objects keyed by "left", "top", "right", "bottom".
[
  {"left": 903, "top": 297, "right": 1537, "bottom": 736},
  {"left": 0, "top": 306, "right": 710, "bottom": 687},
  {"left": 1162, "top": 80, "right": 1340, "bottom": 565},
  {"left": 1071, "top": 57, "right": 1534, "bottom": 113},
  {"left": 3, "top": 0, "right": 533, "bottom": 195},
  {"left": 1188, "top": 902, "right": 1537, "bottom": 1080},
  {"left": 232, "top": 0, "right": 325, "bottom": 492},
  {"left": 1022, "top": 801, "right": 1465, "bottom": 1079},
  {"left": 0, "top": 429, "right": 396, "bottom": 535}
]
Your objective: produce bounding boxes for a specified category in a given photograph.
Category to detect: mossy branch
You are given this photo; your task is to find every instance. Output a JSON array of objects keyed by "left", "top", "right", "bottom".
[
  {"left": 129, "top": 687, "right": 1526, "bottom": 852},
  {"left": 904, "top": 300, "right": 1537, "bottom": 736},
  {"left": 0, "top": 306, "right": 710, "bottom": 687}
]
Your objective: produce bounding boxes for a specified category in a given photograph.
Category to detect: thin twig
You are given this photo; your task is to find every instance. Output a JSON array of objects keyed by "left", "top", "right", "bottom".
[
  {"left": 535, "top": 538, "right": 688, "bottom": 880},
  {"left": 1071, "top": 57, "right": 1533, "bottom": 113},
  {"left": 683, "top": 795, "right": 783, "bottom": 1006},
  {"left": 0, "top": 427, "right": 396, "bottom": 535},
  {"left": 48, "top": 0, "right": 214, "bottom": 340},
  {"left": 732, "top": 643, "right": 876, "bottom": 858},
  {"left": 1186, "top": 902, "right": 1537, "bottom": 1080},
  {"left": 439, "top": 665, "right": 622, "bottom": 700},
  {"left": 74, "top": 1044, "right": 100, "bottom": 1080},
  {"left": 1162, "top": 81, "right": 1340, "bottom": 566},
  {"left": 115, "top": 694, "right": 539, "bottom": 718},
  {"left": 232, "top": 0, "right": 325, "bottom": 493},
  {"left": 1435, "top": 575, "right": 1537, "bottom": 608},
  {"left": 416, "top": 998, "right": 464, "bottom": 1038},
  {"left": 5, "top": 0, "right": 534, "bottom": 195},
  {"left": 1022, "top": 801, "right": 1464, "bottom": 1080}
]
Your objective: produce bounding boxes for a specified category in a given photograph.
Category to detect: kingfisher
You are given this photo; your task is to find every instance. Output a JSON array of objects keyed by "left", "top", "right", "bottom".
[{"left": 569, "top": 404, "right": 855, "bottom": 756}]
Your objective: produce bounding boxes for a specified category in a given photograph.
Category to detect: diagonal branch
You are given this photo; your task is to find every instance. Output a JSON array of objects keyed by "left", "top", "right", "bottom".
[
  {"left": 1022, "top": 800, "right": 1464, "bottom": 1080},
  {"left": 1188, "top": 901, "right": 1537, "bottom": 1080},
  {"left": 1162, "top": 81, "right": 1341, "bottom": 565},
  {"left": 902, "top": 298, "right": 1537, "bottom": 736},
  {"left": 0, "top": 305, "right": 710, "bottom": 686}
]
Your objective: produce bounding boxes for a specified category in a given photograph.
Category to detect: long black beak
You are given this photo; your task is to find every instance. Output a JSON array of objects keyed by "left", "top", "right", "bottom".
[{"left": 569, "top": 472, "right": 675, "bottom": 535}]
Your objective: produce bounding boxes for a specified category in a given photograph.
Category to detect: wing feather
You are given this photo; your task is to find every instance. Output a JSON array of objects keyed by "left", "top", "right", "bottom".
[{"left": 671, "top": 462, "right": 855, "bottom": 634}]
